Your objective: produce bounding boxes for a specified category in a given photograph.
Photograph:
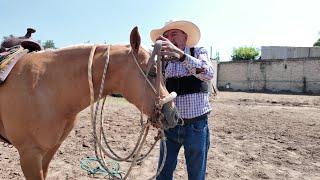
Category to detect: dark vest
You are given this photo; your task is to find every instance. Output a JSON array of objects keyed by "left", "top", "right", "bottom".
[{"left": 166, "top": 47, "right": 209, "bottom": 96}]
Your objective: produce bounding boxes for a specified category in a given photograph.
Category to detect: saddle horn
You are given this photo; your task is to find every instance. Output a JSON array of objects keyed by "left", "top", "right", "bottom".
[{"left": 23, "top": 28, "right": 36, "bottom": 39}]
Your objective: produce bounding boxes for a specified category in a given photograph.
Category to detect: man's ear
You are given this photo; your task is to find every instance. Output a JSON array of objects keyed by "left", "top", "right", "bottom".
[{"left": 130, "top": 26, "right": 141, "bottom": 54}]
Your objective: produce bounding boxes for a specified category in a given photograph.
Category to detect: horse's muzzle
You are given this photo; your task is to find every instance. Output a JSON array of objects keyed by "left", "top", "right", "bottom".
[{"left": 161, "top": 102, "right": 180, "bottom": 130}]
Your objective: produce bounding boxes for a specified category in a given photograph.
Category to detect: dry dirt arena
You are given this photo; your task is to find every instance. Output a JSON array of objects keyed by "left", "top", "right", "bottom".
[{"left": 0, "top": 92, "right": 319, "bottom": 180}]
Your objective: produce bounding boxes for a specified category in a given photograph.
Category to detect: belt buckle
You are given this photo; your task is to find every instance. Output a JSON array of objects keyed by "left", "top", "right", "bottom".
[{"left": 177, "top": 118, "right": 184, "bottom": 126}]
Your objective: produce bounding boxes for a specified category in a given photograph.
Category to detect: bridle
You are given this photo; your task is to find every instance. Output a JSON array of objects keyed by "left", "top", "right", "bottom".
[
  {"left": 129, "top": 41, "right": 178, "bottom": 126},
  {"left": 87, "top": 42, "right": 176, "bottom": 179}
]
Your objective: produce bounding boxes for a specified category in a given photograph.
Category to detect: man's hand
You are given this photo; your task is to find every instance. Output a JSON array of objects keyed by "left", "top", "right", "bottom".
[{"left": 156, "top": 36, "right": 185, "bottom": 60}]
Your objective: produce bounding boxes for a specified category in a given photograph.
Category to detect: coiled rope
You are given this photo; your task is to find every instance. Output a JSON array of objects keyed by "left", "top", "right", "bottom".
[{"left": 85, "top": 44, "right": 167, "bottom": 179}]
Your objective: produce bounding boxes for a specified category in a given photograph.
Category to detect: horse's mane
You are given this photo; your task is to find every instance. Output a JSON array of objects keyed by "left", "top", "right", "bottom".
[
  {"left": 34, "top": 43, "right": 152, "bottom": 54},
  {"left": 33, "top": 43, "right": 96, "bottom": 54},
  {"left": 58, "top": 43, "right": 95, "bottom": 50}
]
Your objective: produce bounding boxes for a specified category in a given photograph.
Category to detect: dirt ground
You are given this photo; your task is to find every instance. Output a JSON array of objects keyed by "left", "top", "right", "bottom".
[{"left": 0, "top": 92, "right": 319, "bottom": 180}]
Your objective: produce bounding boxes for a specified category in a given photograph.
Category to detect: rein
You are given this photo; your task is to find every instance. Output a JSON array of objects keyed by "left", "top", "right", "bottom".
[{"left": 87, "top": 43, "right": 170, "bottom": 179}]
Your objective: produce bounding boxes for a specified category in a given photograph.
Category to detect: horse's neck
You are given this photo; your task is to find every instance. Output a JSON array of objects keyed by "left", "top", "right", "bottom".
[
  {"left": 47, "top": 45, "right": 145, "bottom": 116},
  {"left": 49, "top": 46, "right": 110, "bottom": 114}
]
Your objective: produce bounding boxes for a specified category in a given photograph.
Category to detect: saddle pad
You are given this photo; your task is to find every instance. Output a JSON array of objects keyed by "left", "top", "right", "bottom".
[{"left": 0, "top": 47, "right": 28, "bottom": 84}]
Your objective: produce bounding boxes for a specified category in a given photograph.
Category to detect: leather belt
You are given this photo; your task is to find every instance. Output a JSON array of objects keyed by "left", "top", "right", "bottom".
[{"left": 178, "top": 113, "right": 208, "bottom": 125}]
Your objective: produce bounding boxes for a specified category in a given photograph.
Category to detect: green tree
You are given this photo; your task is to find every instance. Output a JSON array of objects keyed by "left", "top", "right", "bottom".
[
  {"left": 43, "top": 40, "right": 56, "bottom": 49},
  {"left": 231, "top": 46, "right": 260, "bottom": 61},
  {"left": 313, "top": 38, "right": 320, "bottom": 47}
]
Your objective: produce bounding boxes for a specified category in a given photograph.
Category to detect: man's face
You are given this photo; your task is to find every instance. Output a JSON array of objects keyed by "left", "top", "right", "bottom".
[{"left": 163, "top": 29, "right": 188, "bottom": 49}]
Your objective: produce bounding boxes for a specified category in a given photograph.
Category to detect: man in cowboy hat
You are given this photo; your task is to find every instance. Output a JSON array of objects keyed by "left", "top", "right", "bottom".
[{"left": 151, "top": 20, "right": 214, "bottom": 180}]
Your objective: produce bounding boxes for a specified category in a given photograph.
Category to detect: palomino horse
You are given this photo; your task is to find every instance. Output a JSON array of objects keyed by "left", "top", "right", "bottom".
[{"left": 0, "top": 27, "right": 178, "bottom": 180}]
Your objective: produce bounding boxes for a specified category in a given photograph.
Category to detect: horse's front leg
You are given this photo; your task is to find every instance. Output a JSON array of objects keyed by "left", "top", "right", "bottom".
[
  {"left": 41, "top": 117, "right": 77, "bottom": 179},
  {"left": 42, "top": 143, "right": 61, "bottom": 179},
  {"left": 18, "top": 146, "right": 46, "bottom": 180}
]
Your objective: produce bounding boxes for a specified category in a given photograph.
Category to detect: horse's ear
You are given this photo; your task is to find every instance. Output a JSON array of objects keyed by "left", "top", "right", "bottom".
[{"left": 130, "top": 26, "right": 141, "bottom": 54}]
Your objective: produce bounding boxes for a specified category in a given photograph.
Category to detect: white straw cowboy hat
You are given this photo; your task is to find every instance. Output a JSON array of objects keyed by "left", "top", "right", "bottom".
[{"left": 150, "top": 20, "right": 201, "bottom": 47}]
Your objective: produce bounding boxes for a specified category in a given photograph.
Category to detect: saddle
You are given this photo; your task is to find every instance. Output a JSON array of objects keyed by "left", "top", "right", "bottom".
[
  {"left": 0, "top": 28, "right": 41, "bottom": 84},
  {"left": 0, "top": 28, "right": 42, "bottom": 53}
]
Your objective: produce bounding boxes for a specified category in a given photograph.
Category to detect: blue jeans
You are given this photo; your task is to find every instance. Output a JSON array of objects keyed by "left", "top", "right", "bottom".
[{"left": 157, "top": 115, "right": 210, "bottom": 180}]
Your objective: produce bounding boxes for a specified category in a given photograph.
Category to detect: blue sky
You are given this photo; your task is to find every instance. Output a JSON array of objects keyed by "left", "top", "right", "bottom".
[{"left": 1, "top": 0, "right": 319, "bottom": 61}]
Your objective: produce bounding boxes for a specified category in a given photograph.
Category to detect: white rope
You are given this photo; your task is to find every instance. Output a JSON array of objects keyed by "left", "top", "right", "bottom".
[
  {"left": 87, "top": 45, "right": 167, "bottom": 179},
  {"left": 87, "top": 45, "right": 118, "bottom": 175},
  {"left": 88, "top": 45, "right": 96, "bottom": 125}
]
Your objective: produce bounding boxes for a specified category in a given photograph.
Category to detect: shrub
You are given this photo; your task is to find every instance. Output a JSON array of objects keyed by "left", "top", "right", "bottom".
[{"left": 231, "top": 47, "right": 260, "bottom": 61}]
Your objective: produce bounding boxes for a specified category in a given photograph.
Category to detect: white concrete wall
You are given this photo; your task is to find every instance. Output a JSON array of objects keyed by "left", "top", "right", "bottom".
[
  {"left": 310, "top": 47, "right": 320, "bottom": 57},
  {"left": 261, "top": 46, "right": 320, "bottom": 59},
  {"left": 217, "top": 59, "right": 320, "bottom": 94}
]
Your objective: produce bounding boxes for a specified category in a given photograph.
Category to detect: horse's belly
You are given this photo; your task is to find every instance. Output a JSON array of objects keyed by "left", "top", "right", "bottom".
[{"left": 1, "top": 103, "right": 67, "bottom": 149}]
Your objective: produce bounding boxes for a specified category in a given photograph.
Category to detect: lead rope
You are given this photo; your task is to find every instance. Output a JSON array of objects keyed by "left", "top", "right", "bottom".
[
  {"left": 94, "top": 48, "right": 157, "bottom": 164},
  {"left": 88, "top": 45, "right": 167, "bottom": 179},
  {"left": 102, "top": 49, "right": 166, "bottom": 179},
  {"left": 87, "top": 45, "right": 115, "bottom": 176}
]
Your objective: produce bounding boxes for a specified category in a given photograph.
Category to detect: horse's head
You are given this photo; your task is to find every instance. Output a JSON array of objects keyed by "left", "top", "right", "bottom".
[{"left": 108, "top": 27, "right": 179, "bottom": 129}]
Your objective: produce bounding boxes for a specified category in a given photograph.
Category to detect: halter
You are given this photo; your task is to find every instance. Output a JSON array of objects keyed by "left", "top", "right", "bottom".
[
  {"left": 129, "top": 41, "right": 178, "bottom": 129},
  {"left": 129, "top": 41, "right": 177, "bottom": 107},
  {"left": 87, "top": 43, "right": 175, "bottom": 179}
]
